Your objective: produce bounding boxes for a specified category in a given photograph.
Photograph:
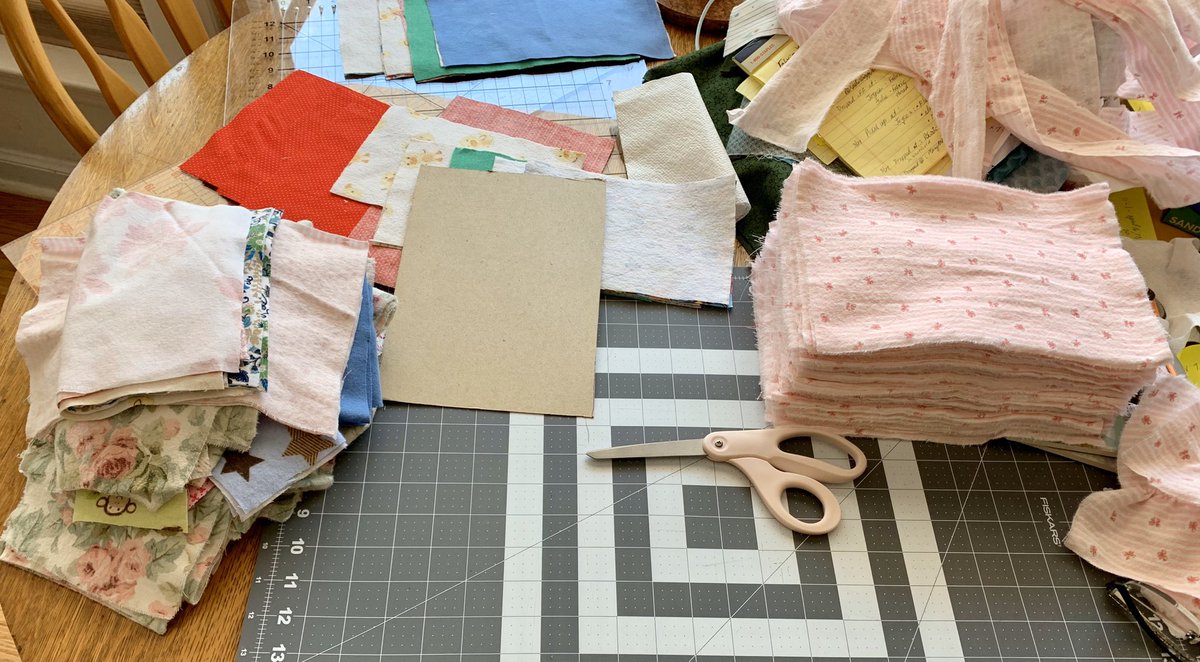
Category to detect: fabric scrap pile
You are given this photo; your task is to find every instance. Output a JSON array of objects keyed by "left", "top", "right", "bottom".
[
  {"left": 753, "top": 162, "right": 1171, "bottom": 446},
  {"left": 338, "top": 0, "right": 673, "bottom": 82},
  {"left": 3, "top": 190, "right": 392, "bottom": 632},
  {"left": 1065, "top": 372, "right": 1200, "bottom": 618}
]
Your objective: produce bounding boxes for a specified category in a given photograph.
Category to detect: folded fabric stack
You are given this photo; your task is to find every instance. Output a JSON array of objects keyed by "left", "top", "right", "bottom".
[
  {"left": 3, "top": 190, "right": 393, "bottom": 633},
  {"left": 1065, "top": 373, "right": 1200, "bottom": 617},
  {"left": 337, "top": 0, "right": 674, "bottom": 82},
  {"left": 753, "top": 161, "right": 1172, "bottom": 446}
]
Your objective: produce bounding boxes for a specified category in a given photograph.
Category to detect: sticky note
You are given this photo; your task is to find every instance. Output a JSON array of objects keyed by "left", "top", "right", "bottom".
[
  {"left": 748, "top": 39, "right": 799, "bottom": 85},
  {"left": 807, "top": 135, "right": 840, "bottom": 165},
  {"left": 72, "top": 490, "right": 189, "bottom": 531},
  {"left": 1110, "top": 187, "right": 1157, "bottom": 240},
  {"left": 1126, "top": 99, "right": 1155, "bottom": 112},
  {"left": 816, "top": 70, "right": 948, "bottom": 177},
  {"left": 737, "top": 75, "right": 765, "bottom": 100},
  {"left": 1178, "top": 345, "right": 1200, "bottom": 387}
]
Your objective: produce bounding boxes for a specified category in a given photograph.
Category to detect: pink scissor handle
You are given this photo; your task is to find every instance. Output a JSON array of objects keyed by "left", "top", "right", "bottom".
[
  {"left": 723, "top": 456, "right": 843, "bottom": 534},
  {"left": 702, "top": 428, "right": 867, "bottom": 535},
  {"left": 701, "top": 427, "right": 867, "bottom": 483}
]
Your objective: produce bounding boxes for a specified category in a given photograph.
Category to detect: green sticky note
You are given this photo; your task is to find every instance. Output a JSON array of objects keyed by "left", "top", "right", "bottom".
[
  {"left": 449, "top": 147, "right": 521, "bottom": 171},
  {"left": 404, "top": 0, "right": 638, "bottom": 82},
  {"left": 73, "top": 490, "right": 189, "bottom": 532}
]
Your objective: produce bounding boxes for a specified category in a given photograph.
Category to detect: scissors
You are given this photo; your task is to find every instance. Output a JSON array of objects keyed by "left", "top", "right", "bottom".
[{"left": 587, "top": 427, "right": 866, "bottom": 535}]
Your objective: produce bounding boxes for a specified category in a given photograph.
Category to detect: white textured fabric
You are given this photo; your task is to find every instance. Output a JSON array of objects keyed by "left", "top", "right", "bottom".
[
  {"left": 16, "top": 238, "right": 83, "bottom": 440},
  {"left": 378, "top": 0, "right": 412, "bottom": 78},
  {"left": 495, "top": 160, "right": 739, "bottom": 306},
  {"left": 613, "top": 73, "right": 750, "bottom": 219},
  {"left": 333, "top": 106, "right": 585, "bottom": 208},
  {"left": 338, "top": 0, "right": 383, "bottom": 75},
  {"left": 1123, "top": 237, "right": 1200, "bottom": 355}
]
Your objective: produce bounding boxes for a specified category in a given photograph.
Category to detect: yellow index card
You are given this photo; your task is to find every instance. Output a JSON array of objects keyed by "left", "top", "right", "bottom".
[
  {"left": 816, "top": 70, "right": 948, "bottom": 177},
  {"left": 1110, "top": 187, "right": 1157, "bottom": 240},
  {"left": 1178, "top": 345, "right": 1200, "bottom": 387}
]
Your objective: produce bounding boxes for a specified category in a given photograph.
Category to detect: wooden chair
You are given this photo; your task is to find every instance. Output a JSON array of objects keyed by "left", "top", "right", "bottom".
[{"left": 0, "top": 0, "right": 227, "bottom": 155}]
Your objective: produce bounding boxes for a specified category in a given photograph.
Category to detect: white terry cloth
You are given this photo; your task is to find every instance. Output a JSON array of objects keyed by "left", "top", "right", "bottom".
[
  {"left": 16, "top": 238, "right": 84, "bottom": 440},
  {"left": 56, "top": 192, "right": 250, "bottom": 402},
  {"left": 332, "top": 106, "right": 586, "bottom": 208},
  {"left": 613, "top": 73, "right": 750, "bottom": 220},
  {"left": 338, "top": 0, "right": 384, "bottom": 76},
  {"left": 1123, "top": 237, "right": 1200, "bottom": 355},
  {"left": 494, "top": 159, "right": 739, "bottom": 307}
]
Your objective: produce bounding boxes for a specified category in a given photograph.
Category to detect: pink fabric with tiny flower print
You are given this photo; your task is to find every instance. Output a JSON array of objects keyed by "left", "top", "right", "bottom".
[
  {"left": 751, "top": 162, "right": 1170, "bottom": 446},
  {"left": 782, "top": 162, "right": 1169, "bottom": 370},
  {"left": 1066, "top": 375, "right": 1200, "bottom": 605},
  {"left": 56, "top": 191, "right": 254, "bottom": 402}
]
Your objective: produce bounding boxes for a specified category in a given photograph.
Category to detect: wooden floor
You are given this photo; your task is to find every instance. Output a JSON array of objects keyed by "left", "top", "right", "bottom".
[{"left": 0, "top": 193, "right": 49, "bottom": 302}]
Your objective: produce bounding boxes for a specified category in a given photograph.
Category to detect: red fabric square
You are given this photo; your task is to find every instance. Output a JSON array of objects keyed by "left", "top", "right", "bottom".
[{"left": 182, "top": 71, "right": 389, "bottom": 236}]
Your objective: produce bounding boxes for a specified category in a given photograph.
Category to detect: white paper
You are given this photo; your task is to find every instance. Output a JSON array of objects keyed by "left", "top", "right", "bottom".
[{"left": 724, "top": 0, "right": 785, "bottom": 56}]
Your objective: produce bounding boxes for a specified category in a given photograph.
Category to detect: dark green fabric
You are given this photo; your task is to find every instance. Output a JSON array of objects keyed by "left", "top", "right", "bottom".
[
  {"left": 986, "top": 143, "right": 1032, "bottom": 182},
  {"left": 450, "top": 147, "right": 519, "bottom": 171},
  {"left": 643, "top": 41, "right": 792, "bottom": 256}
]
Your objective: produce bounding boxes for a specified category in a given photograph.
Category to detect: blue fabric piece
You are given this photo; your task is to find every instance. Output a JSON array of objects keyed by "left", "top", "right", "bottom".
[
  {"left": 424, "top": 0, "right": 675, "bottom": 67},
  {"left": 339, "top": 277, "right": 382, "bottom": 427}
]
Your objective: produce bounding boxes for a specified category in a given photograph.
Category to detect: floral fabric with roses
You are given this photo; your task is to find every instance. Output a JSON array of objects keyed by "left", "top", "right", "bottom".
[
  {"left": 53, "top": 405, "right": 259, "bottom": 510},
  {"left": 0, "top": 437, "right": 230, "bottom": 633}
]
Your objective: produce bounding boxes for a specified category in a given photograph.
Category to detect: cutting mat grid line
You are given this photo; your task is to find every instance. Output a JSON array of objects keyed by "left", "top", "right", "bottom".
[
  {"left": 239, "top": 270, "right": 1160, "bottom": 661},
  {"left": 273, "top": 0, "right": 637, "bottom": 119}
]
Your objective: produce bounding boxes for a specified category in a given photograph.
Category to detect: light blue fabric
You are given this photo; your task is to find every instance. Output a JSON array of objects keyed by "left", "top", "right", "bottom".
[
  {"left": 339, "top": 277, "right": 382, "bottom": 427},
  {"left": 424, "top": 0, "right": 675, "bottom": 67}
]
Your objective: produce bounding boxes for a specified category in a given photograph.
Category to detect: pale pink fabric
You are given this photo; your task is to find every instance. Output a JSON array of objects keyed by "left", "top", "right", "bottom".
[
  {"left": 15, "top": 237, "right": 84, "bottom": 440},
  {"left": 56, "top": 192, "right": 251, "bottom": 401},
  {"left": 731, "top": 0, "right": 1200, "bottom": 208},
  {"left": 197, "top": 220, "right": 369, "bottom": 437},
  {"left": 1065, "top": 374, "right": 1200, "bottom": 613},
  {"left": 752, "top": 162, "right": 1170, "bottom": 445}
]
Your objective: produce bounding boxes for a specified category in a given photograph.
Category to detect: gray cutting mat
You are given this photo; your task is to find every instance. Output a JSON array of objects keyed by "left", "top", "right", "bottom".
[{"left": 238, "top": 269, "right": 1159, "bottom": 661}]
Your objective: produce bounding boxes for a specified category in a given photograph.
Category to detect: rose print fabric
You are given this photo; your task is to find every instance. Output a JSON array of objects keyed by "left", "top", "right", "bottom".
[
  {"left": 332, "top": 105, "right": 585, "bottom": 210},
  {"left": 227, "top": 208, "right": 280, "bottom": 391},
  {"left": 52, "top": 406, "right": 259, "bottom": 510},
  {"left": 0, "top": 437, "right": 230, "bottom": 633},
  {"left": 1065, "top": 374, "right": 1200, "bottom": 613},
  {"left": 752, "top": 162, "right": 1170, "bottom": 445},
  {"left": 56, "top": 191, "right": 254, "bottom": 405}
]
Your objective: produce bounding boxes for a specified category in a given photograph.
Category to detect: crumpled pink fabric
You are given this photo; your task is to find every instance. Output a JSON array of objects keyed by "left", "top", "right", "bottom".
[
  {"left": 732, "top": 0, "right": 1200, "bottom": 208},
  {"left": 752, "top": 161, "right": 1170, "bottom": 445},
  {"left": 1064, "top": 374, "right": 1200, "bottom": 614}
]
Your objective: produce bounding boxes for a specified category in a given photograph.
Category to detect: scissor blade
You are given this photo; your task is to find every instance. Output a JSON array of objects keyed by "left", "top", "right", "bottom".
[{"left": 587, "top": 438, "right": 707, "bottom": 459}]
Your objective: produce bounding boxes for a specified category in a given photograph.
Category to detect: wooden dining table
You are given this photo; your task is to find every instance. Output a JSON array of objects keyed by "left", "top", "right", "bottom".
[{"left": 0, "top": 18, "right": 717, "bottom": 662}]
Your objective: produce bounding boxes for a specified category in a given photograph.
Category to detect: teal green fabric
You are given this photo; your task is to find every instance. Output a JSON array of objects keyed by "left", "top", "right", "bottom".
[
  {"left": 405, "top": 0, "right": 638, "bottom": 82},
  {"left": 986, "top": 143, "right": 1032, "bottom": 182},
  {"left": 644, "top": 41, "right": 792, "bottom": 256},
  {"left": 449, "top": 147, "right": 520, "bottom": 171}
]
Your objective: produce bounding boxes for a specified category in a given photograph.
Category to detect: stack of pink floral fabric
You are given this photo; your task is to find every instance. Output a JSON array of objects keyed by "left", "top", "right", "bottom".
[
  {"left": 753, "top": 161, "right": 1171, "bottom": 445},
  {"left": 1065, "top": 373, "right": 1200, "bottom": 617}
]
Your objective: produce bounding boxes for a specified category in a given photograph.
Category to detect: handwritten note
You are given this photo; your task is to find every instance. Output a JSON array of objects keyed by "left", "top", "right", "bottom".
[
  {"left": 724, "top": 0, "right": 785, "bottom": 56},
  {"left": 1110, "top": 187, "right": 1157, "bottom": 240},
  {"left": 816, "top": 70, "right": 948, "bottom": 177},
  {"left": 1178, "top": 345, "right": 1200, "bottom": 387}
]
